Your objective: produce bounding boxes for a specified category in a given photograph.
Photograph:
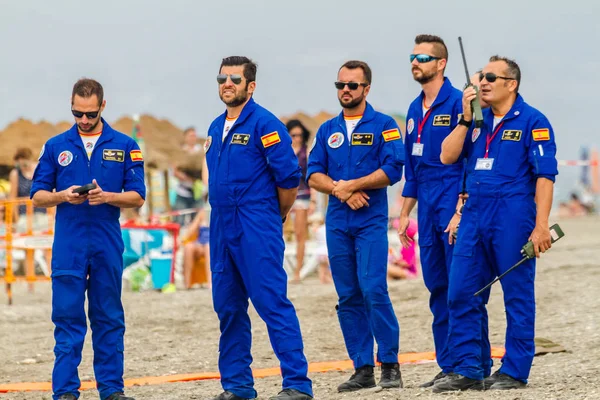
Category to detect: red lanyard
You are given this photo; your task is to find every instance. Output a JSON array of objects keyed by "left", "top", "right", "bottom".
[
  {"left": 417, "top": 108, "right": 433, "bottom": 144},
  {"left": 485, "top": 121, "right": 504, "bottom": 158}
]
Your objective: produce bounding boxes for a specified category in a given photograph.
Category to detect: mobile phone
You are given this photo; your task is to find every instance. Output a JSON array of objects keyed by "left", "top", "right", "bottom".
[{"left": 73, "top": 183, "right": 97, "bottom": 195}]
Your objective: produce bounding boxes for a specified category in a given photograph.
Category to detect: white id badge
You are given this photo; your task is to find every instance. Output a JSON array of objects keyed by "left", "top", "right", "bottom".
[
  {"left": 412, "top": 143, "right": 424, "bottom": 156},
  {"left": 475, "top": 158, "right": 494, "bottom": 170}
]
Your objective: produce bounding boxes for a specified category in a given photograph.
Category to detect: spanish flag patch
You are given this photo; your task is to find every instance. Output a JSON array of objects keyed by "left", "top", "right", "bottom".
[
  {"left": 130, "top": 150, "right": 143, "bottom": 162},
  {"left": 532, "top": 128, "right": 550, "bottom": 141},
  {"left": 261, "top": 131, "right": 281, "bottom": 148},
  {"left": 382, "top": 128, "right": 401, "bottom": 142}
]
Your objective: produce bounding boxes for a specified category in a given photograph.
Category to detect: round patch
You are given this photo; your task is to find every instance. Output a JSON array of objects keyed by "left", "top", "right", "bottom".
[
  {"left": 58, "top": 151, "right": 73, "bottom": 167},
  {"left": 328, "top": 132, "right": 344, "bottom": 149},
  {"left": 38, "top": 144, "right": 45, "bottom": 160},
  {"left": 472, "top": 128, "right": 481, "bottom": 143},
  {"left": 204, "top": 136, "right": 212, "bottom": 153},
  {"left": 407, "top": 118, "right": 414, "bottom": 135},
  {"left": 309, "top": 137, "right": 317, "bottom": 153}
]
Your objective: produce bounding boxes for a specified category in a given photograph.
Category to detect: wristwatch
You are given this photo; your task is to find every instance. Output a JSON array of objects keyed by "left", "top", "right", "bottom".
[{"left": 458, "top": 116, "right": 472, "bottom": 128}]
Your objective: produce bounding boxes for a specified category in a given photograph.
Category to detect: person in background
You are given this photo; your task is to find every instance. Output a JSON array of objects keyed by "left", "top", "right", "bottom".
[
  {"left": 9, "top": 147, "right": 47, "bottom": 232},
  {"left": 388, "top": 218, "right": 418, "bottom": 280},
  {"left": 182, "top": 126, "right": 202, "bottom": 155},
  {"left": 287, "top": 119, "right": 317, "bottom": 282},
  {"left": 181, "top": 205, "right": 210, "bottom": 289}
]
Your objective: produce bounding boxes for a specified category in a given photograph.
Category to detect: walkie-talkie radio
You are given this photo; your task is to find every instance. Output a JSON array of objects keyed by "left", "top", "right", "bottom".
[{"left": 458, "top": 37, "right": 483, "bottom": 128}]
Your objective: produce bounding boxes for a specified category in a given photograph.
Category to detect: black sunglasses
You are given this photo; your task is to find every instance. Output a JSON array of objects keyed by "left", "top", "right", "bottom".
[
  {"left": 334, "top": 81, "right": 368, "bottom": 90},
  {"left": 479, "top": 72, "right": 515, "bottom": 83},
  {"left": 409, "top": 54, "right": 441, "bottom": 63},
  {"left": 71, "top": 109, "right": 100, "bottom": 119},
  {"left": 217, "top": 74, "right": 243, "bottom": 85}
]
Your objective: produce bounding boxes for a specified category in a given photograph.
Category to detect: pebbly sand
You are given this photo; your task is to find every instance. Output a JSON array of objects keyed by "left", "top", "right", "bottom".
[{"left": 1, "top": 216, "right": 599, "bottom": 400}]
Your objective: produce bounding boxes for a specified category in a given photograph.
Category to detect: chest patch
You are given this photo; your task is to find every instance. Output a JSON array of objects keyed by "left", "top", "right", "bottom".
[
  {"left": 58, "top": 151, "right": 73, "bottom": 166},
  {"left": 501, "top": 130, "right": 522, "bottom": 141},
  {"left": 328, "top": 132, "right": 344, "bottom": 148},
  {"left": 231, "top": 133, "right": 250, "bottom": 145},
  {"left": 103, "top": 149, "right": 124, "bottom": 162},
  {"left": 351, "top": 133, "right": 373, "bottom": 146},
  {"left": 433, "top": 115, "right": 451, "bottom": 126}
]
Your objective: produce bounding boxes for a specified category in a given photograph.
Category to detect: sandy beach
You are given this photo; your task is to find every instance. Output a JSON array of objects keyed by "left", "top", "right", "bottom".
[{"left": 1, "top": 215, "right": 599, "bottom": 400}]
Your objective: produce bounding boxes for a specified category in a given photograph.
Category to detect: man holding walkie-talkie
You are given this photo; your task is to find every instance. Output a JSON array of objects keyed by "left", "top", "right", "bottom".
[{"left": 438, "top": 56, "right": 558, "bottom": 392}]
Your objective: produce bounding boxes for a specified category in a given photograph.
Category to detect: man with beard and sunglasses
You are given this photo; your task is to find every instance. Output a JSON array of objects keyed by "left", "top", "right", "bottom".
[
  {"left": 204, "top": 56, "right": 313, "bottom": 400},
  {"left": 307, "top": 60, "right": 405, "bottom": 392},
  {"left": 396, "top": 34, "right": 488, "bottom": 388},
  {"left": 436, "top": 56, "right": 558, "bottom": 392},
  {"left": 31, "top": 78, "right": 145, "bottom": 400}
]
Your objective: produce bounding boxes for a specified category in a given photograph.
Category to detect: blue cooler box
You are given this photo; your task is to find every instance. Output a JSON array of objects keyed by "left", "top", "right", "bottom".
[{"left": 149, "top": 251, "right": 172, "bottom": 290}]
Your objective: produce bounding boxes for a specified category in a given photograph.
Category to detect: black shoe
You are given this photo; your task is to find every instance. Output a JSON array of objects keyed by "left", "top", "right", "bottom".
[
  {"left": 483, "top": 370, "right": 502, "bottom": 389},
  {"left": 432, "top": 374, "right": 484, "bottom": 393},
  {"left": 419, "top": 371, "right": 451, "bottom": 388},
  {"left": 269, "top": 389, "right": 313, "bottom": 399},
  {"left": 58, "top": 395, "right": 77, "bottom": 400},
  {"left": 211, "top": 391, "right": 255, "bottom": 400},
  {"left": 379, "top": 363, "right": 403, "bottom": 389},
  {"left": 337, "top": 365, "right": 376, "bottom": 392},
  {"left": 488, "top": 373, "right": 527, "bottom": 390},
  {"left": 105, "top": 393, "right": 135, "bottom": 400}
]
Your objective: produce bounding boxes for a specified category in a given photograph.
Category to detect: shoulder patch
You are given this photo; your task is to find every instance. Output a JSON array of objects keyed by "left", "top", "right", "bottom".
[
  {"left": 38, "top": 144, "right": 45, "bottom": 161},
  {"left": 204, "top": 136, "right": 213, "bottom": 152},
  {"left": 309, "top": 137, "right": 317, "bottom": 153},
  {"left": 261, "top": 131, "right": 281, "bottom": 148},
  {"left": 407, "top": 118, "right": 414, "bottom": 135},
  {"left": 130, "top": 150, "right": 143, "bottom": 162},
  {"left": 532, "top": 128, "right": 550, "bottom": 141},
  {"left": 472, "top": 128, "right": 481, "bottom": 142},
  {"left": 382, "top": 128, "right": 401, "bottom": 142}
]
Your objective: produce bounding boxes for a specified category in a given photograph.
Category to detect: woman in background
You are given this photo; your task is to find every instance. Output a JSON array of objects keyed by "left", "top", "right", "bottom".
[{"left": 286, "top": 120, "right": 316, "bottom": 283}]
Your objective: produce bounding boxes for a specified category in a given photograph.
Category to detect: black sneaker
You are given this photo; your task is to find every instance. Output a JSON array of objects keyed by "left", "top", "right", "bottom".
[
  {"left": 105, "top": 393, "right": 135, "bottom": 400},
  {"left": 379, "top": 363, "right": 403, "bottom": 389},
  {"left": 432, "top": 373, "right": 484, "bottom": 393},
  {"left": 211, "top": 391, "right": 255, "bottom": 400},
  {"left": 58, "top": 395, "right": 77, "bottom": 400},
  {"left": 488, "top": 373, "right": 527, "bottom": 390},
  {"left": 483, "top": 370, "right": 502, "bottom": 389},
  {"left": 337, "top": 365, "right": 376, "bottom": 392},
  {"left": 269, "top": 389, "right": 313, "bottom": 399},
  {"left": 419, "top": 371, "right": 451, "bottom": 388}
]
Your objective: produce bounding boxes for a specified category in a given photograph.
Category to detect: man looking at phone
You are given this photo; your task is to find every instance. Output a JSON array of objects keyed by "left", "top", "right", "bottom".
[{"left": 31, "top": 78, "right": 145, "bottom": 400}]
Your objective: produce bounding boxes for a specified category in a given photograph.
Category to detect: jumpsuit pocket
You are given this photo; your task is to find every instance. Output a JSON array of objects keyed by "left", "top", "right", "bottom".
[
  {"left": 359, "top": 240, "right": 388, "bottom": 278},
  {"left": 101, "top": 160, "right": 125, "bottom": 192}
]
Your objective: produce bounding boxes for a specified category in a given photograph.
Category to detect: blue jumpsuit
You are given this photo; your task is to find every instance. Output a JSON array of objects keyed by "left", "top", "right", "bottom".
[
  {"left": 448, "top": 94, "right": 558, "bottom": 382},
  {"left": 402, "top": 77, "right": 491, "bottom": 374},
  {"left": 30, "top": 120, "right": 146, "bottom": 400},
  {"left": 307, "top": 102, "right": 404, "bottom": 368},
  {"left": 205, "top": 98, "right": 313, "bottom": 399}
]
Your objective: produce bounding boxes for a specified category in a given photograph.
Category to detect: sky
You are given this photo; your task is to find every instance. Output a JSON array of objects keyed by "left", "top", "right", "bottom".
[{"left": 1, "top": 0, "right": 599, "bottom": 200}]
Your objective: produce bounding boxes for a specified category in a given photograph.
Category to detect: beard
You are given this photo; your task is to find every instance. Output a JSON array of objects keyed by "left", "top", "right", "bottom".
[
  {"left": 338, "top": 92, "right": 364, "bottom": 109},
  {"left": 78, "top": 118, "right": 100, "bottom": 133},
  {"left": 412, "top": 67, "right": 437, "bottom": 84},
  {"left": 220, "top": 84, "right": 249, "bottom": 107}
]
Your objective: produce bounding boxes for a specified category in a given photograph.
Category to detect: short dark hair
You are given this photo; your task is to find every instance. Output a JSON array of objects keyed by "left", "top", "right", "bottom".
[
  {"left": 489, "top": 55, "right": 521, "bottom": 93},
  {"left": 220, "top": 56, "right": 257, "bottom": 83},
  {"left": 414, "top": 34, "right": 448, "bottom": 61},
  {"left": 71, "top": 78, "right": 104, "bottom": 105},
  {"left": 14, "top": 147, "right": 33, "bottom": 161},
  {"left": 285, "top": 119, "right": 311, "bottom": 145},
  {"left": 339, "top": 60, "right": 372, "bottom": 85}
]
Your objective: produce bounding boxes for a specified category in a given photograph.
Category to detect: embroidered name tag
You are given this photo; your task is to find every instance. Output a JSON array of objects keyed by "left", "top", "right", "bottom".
[
  {"left": 433, "top": 115, "right": 451, "bottom": 126},
  {"left": 351, "top": 133, "right": 373, "bottom": 146},
  {"left": 501, "top": 130, "right": 522, "bottom": 141},
  {"left": 103, "top": 149, "right": 124, "bottom": 162},
  {"left": 231, "top": 133, "right": 250, "bottom": 145}
]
